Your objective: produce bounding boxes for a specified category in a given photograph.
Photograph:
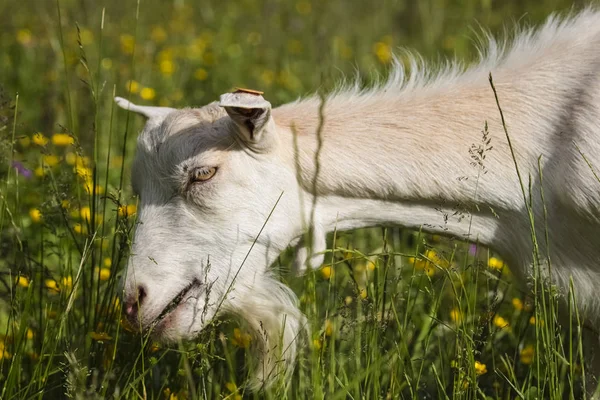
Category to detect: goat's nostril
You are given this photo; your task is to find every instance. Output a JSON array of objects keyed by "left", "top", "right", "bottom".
[{"left": 124, "top": 285, "right": 147, "bottom": 319}]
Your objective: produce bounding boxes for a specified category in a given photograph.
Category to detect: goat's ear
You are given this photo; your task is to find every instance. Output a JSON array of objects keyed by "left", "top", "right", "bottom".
[
  {"left": 114, "top": 97, "right": 175, "bottom": 120},
  {"left": 219, "top": 90, "right": 275, "bottom": 151}
]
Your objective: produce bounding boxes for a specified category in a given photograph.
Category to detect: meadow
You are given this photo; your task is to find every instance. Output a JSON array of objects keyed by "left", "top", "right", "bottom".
[{"left": 0, "top": 0, "right": 596, "bottom": 398}]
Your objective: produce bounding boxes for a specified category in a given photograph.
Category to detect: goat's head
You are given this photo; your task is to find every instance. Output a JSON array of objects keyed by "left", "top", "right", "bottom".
[{"left": 115, "top": 91, "right": 321, "bottom": 387}]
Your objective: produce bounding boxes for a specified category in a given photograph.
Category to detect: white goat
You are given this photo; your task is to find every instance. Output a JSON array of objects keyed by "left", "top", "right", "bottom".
[{"left": 116, "top": 8, "right": 600, "bottom": 390}]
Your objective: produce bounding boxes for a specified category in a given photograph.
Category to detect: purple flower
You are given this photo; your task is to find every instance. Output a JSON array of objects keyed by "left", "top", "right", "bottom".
[
  {"left": 469, "top": 243, "right": 477, "bottom": 256},
  {"left": 12, "top": 161, "right": 33, "bottom": 179}
]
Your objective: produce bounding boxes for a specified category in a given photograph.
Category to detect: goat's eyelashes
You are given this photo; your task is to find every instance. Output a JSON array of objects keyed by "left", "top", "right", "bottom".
[{"left": 190, "top": 167, "right": 217, "bottom": 183}]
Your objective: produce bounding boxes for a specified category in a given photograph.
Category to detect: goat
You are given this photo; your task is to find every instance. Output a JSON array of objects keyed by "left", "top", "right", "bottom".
[{"left": 116, "top": 8, "right": 600, "bottom": 391}]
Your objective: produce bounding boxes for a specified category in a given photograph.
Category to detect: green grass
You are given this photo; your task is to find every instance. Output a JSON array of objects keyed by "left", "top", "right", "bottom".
[{"left": 0, "top": 0, "right": 595, "bottom": 398}]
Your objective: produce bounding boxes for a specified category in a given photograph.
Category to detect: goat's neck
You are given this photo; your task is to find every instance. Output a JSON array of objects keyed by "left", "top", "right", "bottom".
[{"left": 275, "top": 79, "right": 540, "bottom": 250}]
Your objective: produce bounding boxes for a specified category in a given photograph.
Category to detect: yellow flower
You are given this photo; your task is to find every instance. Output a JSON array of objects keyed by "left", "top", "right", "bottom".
[
  {"left": 140, "top": 87, "right": 156, "bottom": 100},
  {"left": 42, "top": 155, "right": 60, "bottom": 167},
  {"left": 493, "top": 315, "right": 509, "bottom": 330},
  {"left": 193, "top": 68, "right": 208, "bottom": 81},
  {"left": 366, "top": 260, "right": 376, "bottom": 271},
  {"left": 344, "top": 296, "right": 353, "bottom": 305},
  {"left": 19, "top": 136, "right": 31, "bottom": 147},
  {"left": 61, "top": 276, "right": 73, "bottom": 289},
  {"left": 61, "top": 199, "right": 70, "bottom": 209},
  {"left": 90, "top": 331, "right": 112, "bottom": 341},
  {"left": 488, "top": 257, "right": 504, "bottom": 270},
  {"left": 83, "top": 180, "right": 104, "bottom": 195},
  {"left": 320, "top": 265, "right": 332, "bottom": 280},
  {"left": 65, "top": 152, "right": 76, "bottom": 165},
  {"left": 359, "top": 288, "right": 368, "bottom": 299},
  {"left": 52, "top": 133, "right": 74, "bottom": 146},
  {"left": 34, "top": 167, "right": 44, "bottom": 177},
  {"left": 150, "top": 342, "right": 161, "bottom": 352},
  {"left": 324, "top": 320, "right": 333, "bottom": 336},
  {"left": 17, "top": 276, "right": 30, "bottom": 288},
  {"left": 99, "top": 268, "right": 111, "bottom": 281},
  {"left": 529, "top": 316, "right": 544, "bottom": 327},
  {"left": 312, "top": 338, "right": 322, "bottom": 350},
  {"left": 73, "top": 223, "right": 85, "bottom": 234},
  {"left": 150, "top": 26, "right": 167, "bottom": 43},
  {"left": 474, "top": 361, "right": 487, "bottom": 375},
  {"left": 32, "top": 133, "right": 48, "bottom": 146},
  {"left": 26, "top": 328, "right": 34, "bottom": 340},
  {"left": 373, "top": 42, "right": 392, "bottom": 64},
  {"left": 45, "top": 279, "right": 60, "bottom": 293},
  {"left": 118, "top": 204, "right": 137, "bottom": 217},
  {"left": 231, "top": 328, "right": 251, "bottom": 348},
  {"left": 512, "top": 297, "right": 523, "bottom": 311},
  {"left": 29, "top": 208, "right": 42, "bottom": 223},
  {"left": 450, "top": 307, "right": 463, "bottom": 324},
  {"left": 120, "top": 34, "right": 135, "bottom": 54},
  {"left": 520, "top": 344, "right": 535, "bottom": 364},
  {"left": 80, "top": 206, "right": 91, "bottom": 222},
  {"left": 75, "top": 166, "right": 93, "bottom": 179},
  {"left": 125, "top": 80, "right": 140, "bottom": 94},
  {"left": 17, "top": 29, "right": 33, "bottom": 45},
  {"left": 159, "top": 60, "right": 175, "bottom": 75},
  {"left": 104, "top": 258, "right": 112, "bottom": 268}
]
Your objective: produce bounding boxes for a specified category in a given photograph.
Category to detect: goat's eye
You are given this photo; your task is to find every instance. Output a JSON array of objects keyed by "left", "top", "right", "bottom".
[{"left": 191, "top": 167, "right": 217, "bottom": 183}]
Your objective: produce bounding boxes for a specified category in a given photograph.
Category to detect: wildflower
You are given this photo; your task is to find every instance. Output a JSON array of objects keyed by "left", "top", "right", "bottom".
[
  {"left": 75, "top": 166, "right": 93, "bottom": 179},
  {"left": 140, "top": 87, "right": 156, "bottom": 100},
  {"left": 12, "top": 161, "right": 32, "bottom": 179},
  {"left": 29, "top": 208, "right": 42, "bottom": 223},
  {"left": 26, "top": 328, "right": 34, "bottom": 340},
  {"left": 52, "top": 133, "right": 74, "bottom": 146},
  {"left": 374, "top": 42, "right": 392, "bottom": 64},
  {"left": 366, "top": 260, "right": 376, "bottom": 271},
  {"left": 159, "top": 60, "right": 175, "bottom": 75},
  {"left": 17, "top": 29, "right": 33, "bottom": 45},
  {"left": 45, "top": 279, "right": 60, "bottom": 293},
  {"left": 512, "top": 297, "right": 523, "bottom": 311},
  {"left": 73, "top": 223, "right": 85, "bottom": 234},
  {"left": 18, "top": 136, "right": 31, "bottom": 147},
  {"left": 0, "top": 342, "right": 11, "bottom": 360},
  {"left": 450, "top": 307, "right": 463, "bottom": 324},
  {"left": 359, "top": 288, "right": 368, "bottom": 299},
  {"left": 120, "top": 34, "right": 135, "bottom": 54},
  {"left": 529, "top": 316, "right": 544, "bottom": 327},
  {"left": 61, "top": 200, "right": 70, "bottom": 209},
  {"left": 150, "top": 26, "right": 167, "bottom": 43},
  {"left": 118, "top": 204, "right": 137, "bottom": 217},
  {"left": 488, "top": 257, "right": 504, "bottom": 270},
  {"left": 32, "top": 133, "right": 48, "bottom": 146},
  {"left": 469, "top": 243, "right": 478, "bottom": 255},
  {"left": 83, "top": 180, "right": 104, "bottom": 195},
  {"left": 295, "top": 1, "right": 311, "bottom": 15},
  {"left": 61, "top": 276, "right": 73, "bottom": 289},
  {"left": 103, "top": 258, "right": 112, "bottom": 268},
  {"left": 150, "top": 342, "right": 161, "bottom": 352},
  {"left": 231, "top": 328, "right": 251, "bottom": 348},
  {"left": 324, "top": 320, "right": 333, "bottom": 336},
  {"left": 43, "top": 155, "right": 60, "bottom": 167},
  {"left": 125, "top": 79, "right": 140, "bottom": 94},
  {"left": 474, "top": 361, "right": 487, "bottom": 375},
  {"left": 320, "top": 265, "right": 332, "bottom": 280},
  {"left": 80, "top": 206, "right": 91, "bottom": 222},
  {"left": 17, "top": 276, "right": 30, "bottom": 288},
  {"left": 90, "top": 331, "right": 112, "bottom": 341},
  {"left": 193, "top": 68, "right": 208, "bottom": 81},
  {"left": 493, "top": 315, "right": 509, "bottom": 330},
  {"left": 520, "top": 344, "right": 535, "bottom": 364},
  {"left": 312, "top": 338, "right": 322, "bottom": 350},
  {"left": 345, "top": 296, "right": 353, "bottom": 305}
]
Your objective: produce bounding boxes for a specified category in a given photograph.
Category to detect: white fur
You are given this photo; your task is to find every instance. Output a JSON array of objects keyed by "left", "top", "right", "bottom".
[{"left": 117, "top": 8, "right": 600, "bottom": 389}]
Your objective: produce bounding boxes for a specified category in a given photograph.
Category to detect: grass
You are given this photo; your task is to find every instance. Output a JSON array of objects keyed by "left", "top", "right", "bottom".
[{"left": 0, "top": 0, "right": 595, "bottom": 398}]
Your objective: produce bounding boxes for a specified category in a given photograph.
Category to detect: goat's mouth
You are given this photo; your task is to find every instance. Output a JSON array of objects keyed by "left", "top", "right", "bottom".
[{"left": 149, "top": 279, "right": 202, "bottom": 331}]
